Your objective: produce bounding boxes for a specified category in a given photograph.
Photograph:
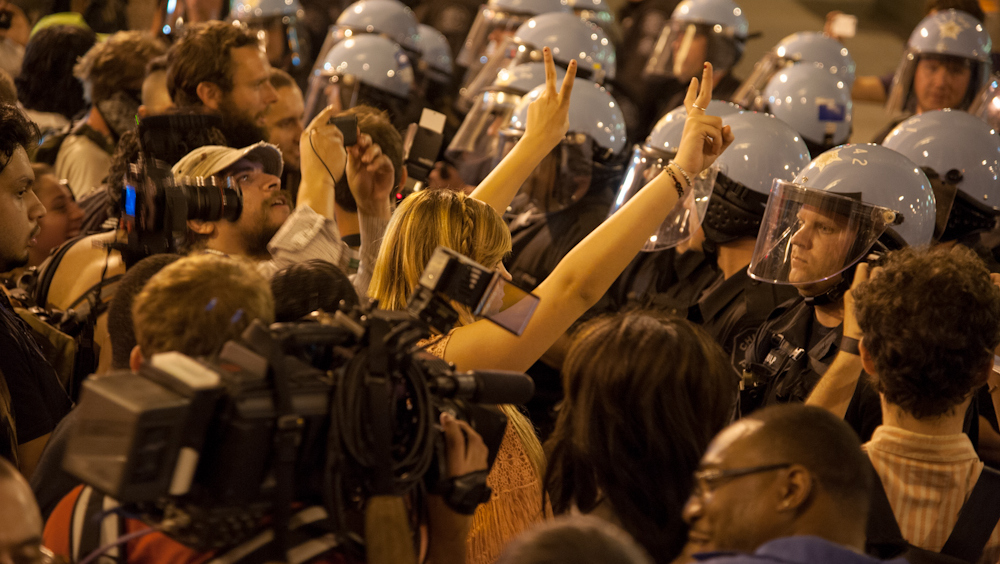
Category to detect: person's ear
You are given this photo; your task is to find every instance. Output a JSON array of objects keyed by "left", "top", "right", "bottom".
[
  {"left": 397, "top": 166, "right": 407, "bottom": 192},
  {"left": 129, "top": 345, "right": 144, "bottom": 372},
  {"left": 196, "top": 81, "right": 223, "bottom": 111},
  {"left": 187, "top": 219, "right": 216, "bottom": 235},
  {"left": 859, "top": 339, "right": 877, "bottom": 376},
  {"left": 776, "top": 464, "right": 814, "bottom": 513}
]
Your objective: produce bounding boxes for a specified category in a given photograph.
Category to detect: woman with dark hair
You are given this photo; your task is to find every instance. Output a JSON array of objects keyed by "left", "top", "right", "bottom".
[
  {"left": 15, "top": 25, "right": 96, "bottom": 133},
  {"left": 543, "top": 311, "right": 738, "bottom": 564}
]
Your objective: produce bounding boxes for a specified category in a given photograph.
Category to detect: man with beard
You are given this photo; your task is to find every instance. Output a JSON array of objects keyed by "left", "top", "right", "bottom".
[
  {"left": 0, "top": 104, "right": 73, "bottom": 477},
  {"left": 166, "top": 20, "right": 279, "bottom": 147},
  {"left": 50, "top": 31, "right": 166, "bottom": 199},
  {"left": 263, "top": 68, "right": 304, "bottom": 204}
]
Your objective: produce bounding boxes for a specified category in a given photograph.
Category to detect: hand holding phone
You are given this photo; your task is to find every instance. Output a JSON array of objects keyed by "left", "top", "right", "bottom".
[{"left": 328, "top": 115, "right": 358, "bottom": 146}]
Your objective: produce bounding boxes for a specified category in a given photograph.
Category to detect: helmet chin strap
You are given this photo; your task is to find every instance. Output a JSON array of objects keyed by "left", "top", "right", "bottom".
[{"left": 801, "top": 274, "right": 852, "bottom": 307}]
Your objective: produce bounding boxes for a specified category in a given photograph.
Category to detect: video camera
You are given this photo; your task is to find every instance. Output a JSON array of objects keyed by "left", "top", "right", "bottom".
[
  {"left": 63, "top": 247, "right": 540, "bottom": 555},
  {"left": 115, "top": 114, "right": 243, "bottom": 266}
]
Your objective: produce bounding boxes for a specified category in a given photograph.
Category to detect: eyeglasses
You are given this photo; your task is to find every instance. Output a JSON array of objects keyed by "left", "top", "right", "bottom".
[{"left": 692, "top": 463, "right": 793, "bottom": 498}]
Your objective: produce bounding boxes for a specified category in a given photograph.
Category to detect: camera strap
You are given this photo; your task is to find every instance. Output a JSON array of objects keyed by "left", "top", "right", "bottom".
[{"left": 366, "top": 317, "right": 395, "bottom": 496}]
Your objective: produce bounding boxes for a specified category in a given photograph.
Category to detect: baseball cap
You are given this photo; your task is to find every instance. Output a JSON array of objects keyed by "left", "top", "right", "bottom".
[{"left": 171, "top": 142, "right": 284, "bottom": 180}]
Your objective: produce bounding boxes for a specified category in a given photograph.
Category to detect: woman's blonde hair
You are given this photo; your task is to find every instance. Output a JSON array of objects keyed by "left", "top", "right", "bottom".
[
  {"left": 369, "top": 190, "right": 545, "bottom": 476},
  {"left": 369, "top": 189, "right": 512, "bottom": 313}
]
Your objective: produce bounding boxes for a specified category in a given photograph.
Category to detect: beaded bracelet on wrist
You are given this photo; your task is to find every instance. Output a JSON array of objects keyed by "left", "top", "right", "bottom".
[{"left": 668, "top": 159, "right": 693, "bottom": 188}]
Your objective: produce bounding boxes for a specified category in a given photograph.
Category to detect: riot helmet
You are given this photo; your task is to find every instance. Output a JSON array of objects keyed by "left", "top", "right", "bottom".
[
  {"left": 230, "top": 0, "right": 310, "bottom": 71},
  {"left": 314, "top": 0, "right": 421, "bottom": 71},
  {"left": 748, "top": 144, "right": 936, "bottom": 291},
  {"left": 609, "top": 99, "right": 740, "bottom": 250},
  {"left": 886, "top": 9, "right": 992, "bottom": 114},
  {"left": 644, "top": 0, "right": 749, "bottom": 82},
  {"left": 882, "top": 109, "right": 1000, "bottom": 241},
  {"left": 732, "top": 31, "right": 855, "bottom": 109},
  {"left": 447, "top": 62, "right": 567, "bottom": 186},
  {"left": 304, "top": 34, "right": 416, "bottom": 127},
  {"left": 566, "top": 0, "right": 623, "bottom": 51},
  {"left": 456, "top": 0, "right": 571, "bottom": 85},
  {"left": 459, "top": 12, "right": 616, "bottom": 110},
  {"left": 751, "top": 62, "right": 852, "bottom": 156},
  {"left": 498, "top": 80, "right": 626, "bottom": 214}
]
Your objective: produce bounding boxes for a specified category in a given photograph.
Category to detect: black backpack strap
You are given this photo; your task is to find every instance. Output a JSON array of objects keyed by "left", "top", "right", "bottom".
[
  {"left": 939, "top": 466, "right": 1000, "bottom": 562},
  {"left": 34, "top": 234, "right": 91, "bottom": 308},
  {"left": 865, "top": 458, "right": 910, "bottom": 560}
]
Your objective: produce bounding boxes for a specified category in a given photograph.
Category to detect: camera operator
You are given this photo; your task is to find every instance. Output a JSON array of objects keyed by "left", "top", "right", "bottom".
[
  {"left": 166, "top": 21, "right": 279, "bottom": 148},
  {"left": 43, "top": 253, "right": 489, "bottom": 564},
  {"left": 0, "top": 104, "right": 72, "bottom": 478}
]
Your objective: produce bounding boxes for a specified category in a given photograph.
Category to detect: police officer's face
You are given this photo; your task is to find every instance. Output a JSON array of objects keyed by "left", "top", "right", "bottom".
[
  {"left": 913, "top": 55, "right": 972, "bottom": 113},
  {"left": 672, "top": 29, "right": 709, "bottom": 81},
  {"left": 788, "top": 206, "right": 852, "bottom": 288}
]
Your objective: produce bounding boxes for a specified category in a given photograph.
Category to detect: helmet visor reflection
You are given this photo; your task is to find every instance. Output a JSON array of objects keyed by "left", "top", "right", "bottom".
[
  {"left": 447, "top": 90, "right": 522, "bottom": 185},
  {"left": 611, "top": 146, "right": 718, "bottom": 251}
]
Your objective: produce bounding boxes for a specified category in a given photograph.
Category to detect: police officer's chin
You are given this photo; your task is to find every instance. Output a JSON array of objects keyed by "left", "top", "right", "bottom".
[{"left": 793, "top": 273, "right": 843, "bottom": 299}]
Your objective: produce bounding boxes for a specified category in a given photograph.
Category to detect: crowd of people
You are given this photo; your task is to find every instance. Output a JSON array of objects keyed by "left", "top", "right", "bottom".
[{"left": 2, "top": 0, "right": 1000, "bottom": 562}]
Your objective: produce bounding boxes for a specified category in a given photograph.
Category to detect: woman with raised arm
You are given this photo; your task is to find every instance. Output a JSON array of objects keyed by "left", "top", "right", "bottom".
[{"left": 369, "top": 53, "right": 733, "bottom": 564}]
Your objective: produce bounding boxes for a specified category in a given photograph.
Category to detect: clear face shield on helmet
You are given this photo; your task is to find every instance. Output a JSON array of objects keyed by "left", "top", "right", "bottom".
[
  {"left": 241, "top": 17, "right": 310, "bottom": 70},
  {"left": 496, "top": 131, "right": 602, "bottom": 214},
  {"left": 304, "top": 72, "right": 414, "bottom": 127},
  {"left": 610, "top": 146, "right": 719, "bottom": 251},
  {"left": 457, "top": 8, "right": 532, "bottom": 78},
  {"left": 459, "top": 38, "right": 561, "bottom": 111},
  {"left": 886, "top": 52, "right": 981, "bottom": 114},
  {"left": 645, "top": 20, "right": 744, "bottom": 81},
  {"left": 969, "top": 73, "right": 1000, "bottom": 131},
  {"left": 446, "top": 89, "right": 523, "bottom": 186},
  {"left": 747, "top": 180, "right": 903, "bottom": 286}
]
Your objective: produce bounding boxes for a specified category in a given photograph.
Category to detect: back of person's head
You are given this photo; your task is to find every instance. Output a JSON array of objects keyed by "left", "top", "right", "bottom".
[
  {"left": 545, "top": 311, "right": 737, "bottom": 563},
  {"left": 0, "top": 69, "right": 16, "bottom": 106},
  {"left": 854, "top": 245, "right": 1000, "bottom": 419},
  {"left": 0, "top": 104, "right": 39, "bottom": 172},
  {"left": 925, "top": 0, "right": 985, "bottom": 21},
  {"left": 268, "top": 67, "right": 295, "bottom": 91},
  {"left": 107, "top": 253, "right": 183, "bottom": 370},
  {"left": 271, "top": 259, "right": 359, "bottom": 322},
  {"left": 747, "top": 405, "right": 872, "bottom": 518},
  {"left": 74, "top": 31, "right": 167, "bottom": 104},
  {"left": 15, "top": 25, "right": 97, "bottom": 119},
  {"left": 334, "top": 105, "right": 404, "bottom": 213},
  {"left": 370, "top": 189, "right": 510, "bottom": 313},
  {"left": 496, "top": 515, "right": 654, "bottom": 564},
  {"left": 132, "top": 254, "right": 274, "bottom": 358},
  {"left": 166, "top": 21, "right": 261, "bottom": 108}
]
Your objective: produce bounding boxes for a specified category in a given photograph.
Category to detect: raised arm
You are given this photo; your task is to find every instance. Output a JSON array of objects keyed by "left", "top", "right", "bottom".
[
  {"left": 446, "top": 63, "right": 734, "bottom": 373},
  {"left": 469, "top": 47, "right": 577, "bottom": 215},
  {"left": 297, "top": 106, "right": 349, "bottom": 220},
  {"left": 806, "top": 262, "right": 873, "bottom": 418}
]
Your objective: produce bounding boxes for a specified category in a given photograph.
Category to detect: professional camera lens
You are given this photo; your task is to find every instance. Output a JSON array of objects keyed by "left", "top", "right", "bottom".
[{"left": 181, "top": 176, "right": 243, "bottom": 222}]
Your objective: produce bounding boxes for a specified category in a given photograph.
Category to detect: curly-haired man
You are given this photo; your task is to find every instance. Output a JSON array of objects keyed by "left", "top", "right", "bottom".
[{"left": 853, "top": 245, "right": 1000, "bottom": 561}]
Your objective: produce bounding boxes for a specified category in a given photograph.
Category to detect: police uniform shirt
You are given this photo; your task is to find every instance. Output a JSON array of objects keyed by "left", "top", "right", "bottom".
[
  {"left": 0, "top": 292, "right": 73, "bottom": 449},
  {"left": 506, "top": 189, "right": 616, "bottom": 291},
  {"left": 743, "top": 298, "right": 882, "bottom": 441},
  {"left": 693, "top": 268, "right": 800, "bottom": 378}
]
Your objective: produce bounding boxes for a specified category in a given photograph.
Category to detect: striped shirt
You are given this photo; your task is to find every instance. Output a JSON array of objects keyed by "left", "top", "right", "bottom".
[{"left": 863, "top": 425, "right": 1000, "bottom": 564}]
